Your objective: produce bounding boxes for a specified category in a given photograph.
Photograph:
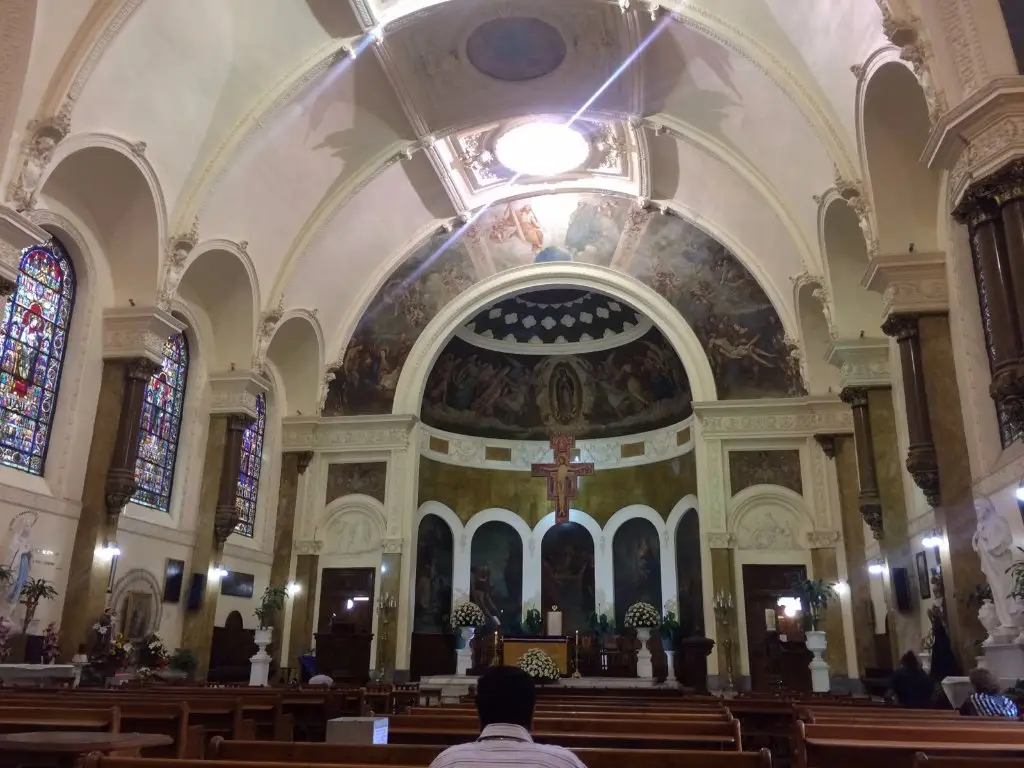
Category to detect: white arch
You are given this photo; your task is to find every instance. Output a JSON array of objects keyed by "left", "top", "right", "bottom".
[
  {"left": 605, "top": 504, "right": 673, "bottom": 618},
  {"left": 666, "top": 494, "right": 700, "bottom": 539},
  {"left": 318, "top": 493, "right": 387, "bottom": 548},
  {"left": 392, "top": 263, "right": 718, "bottom": 415},
  {"left": 727, "top": 484, "right": 812, "bottom": 549},
  {"left": 415, "top": 500, "right": 468, "bottom": 603},
  {"left": 532, "top": 509, "right": 609, "bottom": 611},
  {"left": 465, "top": 508, "right": 535, "bottom": 624}
]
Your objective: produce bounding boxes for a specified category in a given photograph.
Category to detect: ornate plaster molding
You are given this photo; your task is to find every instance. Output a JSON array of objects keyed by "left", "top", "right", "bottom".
[
  {"left": 156, "top": 220, "right": 199, "bottom": 311},
  {"left": 923, "top": 78, "right": 1024, "bottom": 207},
  {"left": 4, "top": 106, "right": 72, "bottom": 212},
  {"left": 791, "top": 271, "right": 837, "bottom": 340},
  {"left": 705, "top": 532, "right": 736, "bottom": 549},
  {"left": 418, "top": 420, "right": 694, "bottom": 471},
  {"left": 819, "top": 167, "right": 879, "bottom": 257},
  {"left": 102, "top": 307, "right": 184, "bottom": 363},
  {"left": 806, "top": 529, "right": 841, "bottom": 548},
  {"left": 208, "top": 370, "right": 270, "bottom": 418},
  {"left": 293, "top": 540, "right": 323, "bottom": 556},
  {"left": 862, "top": 252, "right": 949, "bottom": 317},
  {"left": 282, "top": 414, "right": 418, "bottom": 452},
  {"left": 0, "top": 205, "right": 48, "bottom": 282},
  {"left": 693, "top": 396, "right": 853, "bottom": 439},
  {"left": 877, "top": 5, "right": 948, "bottom": 126},
  {"left": 252, "top": 298, "right": 285, "bottom": 375},
  {"left": 383, "top": 537, "right": 403, "bottom": 554},
  {"left": 826, "top": 337, "right": 891, "bottom": 390}
]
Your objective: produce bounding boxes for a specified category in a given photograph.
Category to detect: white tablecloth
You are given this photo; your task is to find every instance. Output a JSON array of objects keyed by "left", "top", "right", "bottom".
[{"left": 0, "top": 663, "right": 75, "bottom": 684}]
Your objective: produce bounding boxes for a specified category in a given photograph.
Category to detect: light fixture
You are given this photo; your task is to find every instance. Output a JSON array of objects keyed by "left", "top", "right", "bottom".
[
  {"left": 381, "top": 563, "right": 388, "bottom": 574},
  {"left": 353, "top": 596, "right": 370, "bottom": 602},
  {"left": 345, "top": 599, "right": 355, "bottom": 610},
  {"left": 921, "top": 533, "right": 942, "bottom": 549},
  {"left": 868, "top": 562, "right": 886, "bottom": 575},
  {"left": 285, "top": 581, "right": 302, "bottom": 597},
  {"left": 96, "top": 542, "right": 120, "bottom": 561},
  {"left": 210, "top": 564, "right": 228, "bottom": 580},
  {"left": 495, "top": 122, "right": 590, "bottom": 177},
  {"left": 777, "top": 597, "right": 801, "bottom": 618},
  {"left": 832, "top": 580, "right": 849, "bottom": 596},
  {"left": 1016, "top": 485, "right": 1024, "bottom": 502}
]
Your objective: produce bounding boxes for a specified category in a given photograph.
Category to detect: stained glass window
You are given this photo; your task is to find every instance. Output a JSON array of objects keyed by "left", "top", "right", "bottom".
[
  {"left": 0, "top": 241, "right": 76, "bottom": 475},
  {"left": 234, "top": 393, "right": 266, "bottom": 538},
  {"left": 132, "top": 333, "right": 189, "bottom": 512}
]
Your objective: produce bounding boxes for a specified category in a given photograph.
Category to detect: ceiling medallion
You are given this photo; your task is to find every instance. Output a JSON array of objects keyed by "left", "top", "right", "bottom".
[
  {"left": 494, "top": 122, "right": 590, "bottom": 177},
  {"left": 465, "top": 17, "right": 567, "bottom": 82}
]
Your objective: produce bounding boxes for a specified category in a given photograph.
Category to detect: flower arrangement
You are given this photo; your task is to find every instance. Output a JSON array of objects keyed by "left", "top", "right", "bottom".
[
  {"left": 136, "top": 632, "right": 169, "bottom": 668},
  {"left": 450, "top": 600, "right": 485, "bottom": 629},
  {"left": 624, "top": 602, "right": 661, "bottom": 629},
  {"left": 522, "top": 607, "right": 543, "bottom": 635},
  {"left": 136, "top": 666, "right": 153, "bottom": 680},
  {"left": 517, "top": 647, "right": 560, "bottom": 681},
  {"left": 0, "top": 616, "right": 12, "bottom": 662},
  {"left": 168, "top": 648, "right": 198, "bottom": 675},
  {"left": 103, "top": 633, "right": 132, "bottom": 671},
  {"left": 42, "top": 622, "right": 60, "bottom": 663}
]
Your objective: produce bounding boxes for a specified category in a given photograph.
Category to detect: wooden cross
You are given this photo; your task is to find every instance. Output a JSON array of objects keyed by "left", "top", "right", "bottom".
[{"left": 531, "top": 434, "right": 594, "bottom": 524}]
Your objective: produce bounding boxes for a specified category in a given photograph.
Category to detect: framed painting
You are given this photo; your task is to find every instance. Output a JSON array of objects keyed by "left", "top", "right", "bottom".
[
  {"left": 163, "top": 558, "right": 185, "bottom": 603},
  {"left": 220, "top": 571, "right": 255, "bottom": 599},
  {"left": 123, "top": 591, "right": 153, "bottom": 640},
  {"left": 915, "top": 551, "right": 931, "bottom": 599}
]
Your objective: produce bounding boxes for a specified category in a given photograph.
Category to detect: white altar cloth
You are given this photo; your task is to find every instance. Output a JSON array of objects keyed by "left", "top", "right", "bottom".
[{"left": 0, "top": 663, "right": 75, "bottom": 685}]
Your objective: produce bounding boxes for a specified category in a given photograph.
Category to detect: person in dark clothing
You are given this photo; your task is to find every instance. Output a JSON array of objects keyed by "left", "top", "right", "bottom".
[
  {"left": 888, "top": 651, "right": 934, "bottom": 708},
  {"left": 928, "top": 617, "right": 962, "bottom": 684}
]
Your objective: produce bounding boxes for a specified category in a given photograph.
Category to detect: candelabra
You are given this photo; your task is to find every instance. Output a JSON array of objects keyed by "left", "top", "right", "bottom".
[
  {"left": 374, "top": 592, "right": 397, "bottom": 682},
  {"left": 713, "top": 590, "right": 736, "bottom": 693},
  {"left": 490, "top": 630, "right": 502, "bottom": 667}
]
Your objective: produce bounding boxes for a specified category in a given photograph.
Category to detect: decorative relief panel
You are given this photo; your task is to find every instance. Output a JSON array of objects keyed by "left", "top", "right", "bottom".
[
  {"left": 323, "top": 510, "right": 383, "bottom": 555},
  {"left": 695, "top": 398, "right": 853, "bottom": 438},
  {"left": 325, "top": 462, "right": 387, "bottom": 505},
  {"left": 737, "top": 509, "right": 797, "bottom": 551},
  {"left": 281, "top": 416, "right": 416, "bottom": 451},
  {"left": 728, "top": 450, "right": 802, "bottom": 496}
]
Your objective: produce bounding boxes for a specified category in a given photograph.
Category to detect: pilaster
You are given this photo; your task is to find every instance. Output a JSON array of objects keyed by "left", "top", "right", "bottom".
[
  {"left": 208, "top": 370, "right": 270, "bottom": 420},
  {"left": 269, "top": 450, "right": 313, "bottom": 669},
  {"left": 388, "top": 421, "right": 419, "bottom": 677},
  {"left": 288, "top": 540, "right": 322, "bottom": 661},
  {"left": 707, "top": 535, "right": 738, "bottom": 689}
]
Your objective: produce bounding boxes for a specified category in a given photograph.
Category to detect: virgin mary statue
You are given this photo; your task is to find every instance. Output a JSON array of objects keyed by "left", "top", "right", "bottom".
[{"left": 1, "top": 512, "right": 36, "bottom": 619}]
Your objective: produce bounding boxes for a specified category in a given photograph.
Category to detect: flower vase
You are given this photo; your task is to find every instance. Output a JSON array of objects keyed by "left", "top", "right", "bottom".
[
  {"left": 664, "top": 649, "right": 677, "bottom": 683},
  {"left": 249, "top": 627, "right": 272, "bottom": 686},
  {"left": 805, "top": 630, "right": 830, "bottom": 693},
  {"left": 636, "top": 628, "right": 653, "bottom": 679},
  {"left": 456, "top": 627, "right": 474, "bottom": 676}
]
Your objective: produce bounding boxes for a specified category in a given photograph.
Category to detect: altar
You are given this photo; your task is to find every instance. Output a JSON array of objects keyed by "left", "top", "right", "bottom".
[
  {"left": 502, "top": 636, "right": 570, "bottom": 675},
  {"left": 0, "top": 664, "right": 75, "bottom": 686},
  {"left": 420, "top": 674, "right": 681, "bottom": 702}
]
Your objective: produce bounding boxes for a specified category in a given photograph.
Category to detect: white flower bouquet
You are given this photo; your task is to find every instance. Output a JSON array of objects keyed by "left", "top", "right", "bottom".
[
  {"left": 517, "top": 647, "right": 560, "bottom": 681},
  {"left": 451, "top": 600, "right": 486, "bottom": 629},
  {"left": 624, "top": 601, "right": 661, "bottom": 629}
]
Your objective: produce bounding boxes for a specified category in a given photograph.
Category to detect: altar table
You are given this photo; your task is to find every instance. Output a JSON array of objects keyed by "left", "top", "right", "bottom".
[
  {"left": 0, "top": 663, "right": 75, "bottom": 686},
  {"left": 502, "top": 637, "right": 570, "bottom": 674}
]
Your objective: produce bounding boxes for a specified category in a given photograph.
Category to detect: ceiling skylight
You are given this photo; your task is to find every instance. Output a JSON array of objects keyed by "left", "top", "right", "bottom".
[{"left": 494, "top": 122, "right": 590, "bottom": 177}]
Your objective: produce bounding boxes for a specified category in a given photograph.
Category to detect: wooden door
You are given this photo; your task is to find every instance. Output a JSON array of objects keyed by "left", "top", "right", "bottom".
[
  {"left": 318, "top": 568, "right": 376, "bottom": 634},
  {"left": 742, "top": 563, "right": 807, "bottom": 692}
]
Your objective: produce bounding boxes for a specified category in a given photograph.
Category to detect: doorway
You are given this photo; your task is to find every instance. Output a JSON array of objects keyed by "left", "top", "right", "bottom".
[
  {"left": 318, "top": 568, "right": 376, "bottom": 636},
  {"left": 742, "top": 563, "right": 807, "bottom": 692}
]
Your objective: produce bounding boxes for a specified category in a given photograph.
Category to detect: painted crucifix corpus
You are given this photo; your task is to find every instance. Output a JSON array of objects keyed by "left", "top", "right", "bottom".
[{"left": 531, "top": 434, "right": 594, "bottom": 524}]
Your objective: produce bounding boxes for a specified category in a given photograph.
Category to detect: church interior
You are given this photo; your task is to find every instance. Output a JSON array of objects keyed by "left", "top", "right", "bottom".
[{"left": 5, "top": 0, "right": 1024, "bottom": 747}]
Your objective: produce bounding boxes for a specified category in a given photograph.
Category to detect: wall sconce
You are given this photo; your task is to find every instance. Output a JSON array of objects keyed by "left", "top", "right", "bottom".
[
  {"left": 921, "top": 530, "right": 943, "bottom": 549},
  {"left": 209, "top": 564, "right": 228, "bottom": 580},
  {"left": 832, "top": 580, "right": 849, "bottom": 596},
  {"left": 868, "top": 560, "right": 886, "bottom": 575},
  {"left": 96, "top": 542, "right": 120, "bottom": 561},
  {"left": 285, "top": 581, "right": 302, "bottom": 597}
]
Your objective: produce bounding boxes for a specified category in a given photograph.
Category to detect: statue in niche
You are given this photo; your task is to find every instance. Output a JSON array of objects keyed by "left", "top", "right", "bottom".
[
  {"left": 973, "top": 498, "right": 1015, "bottom": 627},
  {"left": 0, "top": 512, "right": 36, "bottom": 620}
]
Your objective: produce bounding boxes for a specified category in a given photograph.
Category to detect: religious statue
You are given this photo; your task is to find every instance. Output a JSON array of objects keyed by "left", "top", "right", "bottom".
[
  {"left": 531, "top": 435, "right": 594, "bottom": 524},
  {"left": 0, "top": 511, "right": 36, "bottom": 620},
  {"left": 973, "top": 498, "right": 1015, "bottom": 628}
]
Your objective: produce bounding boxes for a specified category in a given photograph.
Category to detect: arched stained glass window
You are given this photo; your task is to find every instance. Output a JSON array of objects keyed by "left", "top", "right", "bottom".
[
  {"left": 132, "top": 333, "right": 189, "bottom": 512},
  {"left": 0, "top": 241, "right": 76, "bottom": 475},
  {"left": 234, "top": 393, "right": 266, "bottom": 538}
]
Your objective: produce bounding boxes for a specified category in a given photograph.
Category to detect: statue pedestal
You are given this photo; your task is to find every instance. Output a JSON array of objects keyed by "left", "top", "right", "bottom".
[
  {"left": 546, "top": 611, "right": 562, "bottom": 637},
  {"left": 983, "top": 642, "right": 1024, "bottom": 681}
]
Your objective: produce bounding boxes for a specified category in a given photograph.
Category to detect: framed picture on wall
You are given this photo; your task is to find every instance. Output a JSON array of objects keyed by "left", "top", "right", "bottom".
[
  {"left": 220, "top": 571, "right": 255, "bottom": 599},
  {"left": 915, "top": 551, "right": 931, "bottom": 599},
  {"left": 163, "top": 559, "right": 185, "bottom": 603}
]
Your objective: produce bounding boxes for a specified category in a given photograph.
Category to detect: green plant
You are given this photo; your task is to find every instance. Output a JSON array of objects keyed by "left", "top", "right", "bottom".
[
  {"left": 587, "top": 611, "right": 616, "bottom": 639},
  {"left": 966, "top": 582, "right": 994, "bottom": 610},
  {"left": 168, "top": 647, "right": 197, "bottom": 673},
  {"left": 523, "top": 608, "right": 543, "bottom": 635},
  {"left": 660, "top": 611, "right": 682, "bottom": 647},
  {"left": 254, "top": 586, "right": 287, "bottom": 629},
  {"left": 18, "top": 578, "right": 57, "bottom": 633},
  {"left": 794, "top": 578, "right": 837, "bottom": 631},
  {"left": 1008, "top": 549, "right": 1024, "bottom": 600}
]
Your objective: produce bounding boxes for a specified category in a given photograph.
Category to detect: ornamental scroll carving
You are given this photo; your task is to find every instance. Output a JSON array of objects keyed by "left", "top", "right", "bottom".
[
  {"left": 157, "top": 222, "right": 199, "bottom": 312},
  {"left": 6, "top": 108, "right": 71, "bottom": 212}
]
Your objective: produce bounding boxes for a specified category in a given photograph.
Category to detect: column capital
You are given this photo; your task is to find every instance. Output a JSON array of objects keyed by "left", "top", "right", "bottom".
[
  {"left": 209, "top": 370, "right": 269, "bottom": 419},
  {"left": 880, "top": 313, "right": 920, "bottom": 341},
  {"left": 813, "top": 434, "right": 837, "bottom": 459},
  {"left": 863, "top": 253, "right": 948, "bottom": 318},
  {"left": 838, "top": 386, "right": 869, "bottom": 408},
  {"left": 806, "top": 530, "right": 841, "bottom": 548},
  {"left": 705, "top": 532, "right": 736, "bottom": 550},
  {"left": 294, "top": 540, "right": 323, "bottom": 555},
  {"left": 0, "top": 205, "right": 47, "bottom": 280},
  {"left": 103, "top": 307, "right": 184, "bottom": 363},
  {"left": 292, "top": 450, "right": 314, "bottom": 475},
  {"left": 827, "top": 337, "right": 891, "bottom": 390}
]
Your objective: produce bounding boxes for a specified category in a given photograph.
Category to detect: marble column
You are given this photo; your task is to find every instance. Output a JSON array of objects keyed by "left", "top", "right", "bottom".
[
  {"left": 809, "top": 544, "right": 848, "bottom": 676},
  {"left": 881, "top": 315, "right": 940, "bottom": 506},
  {"left": 288, "top": 541, "right": 321, "bottom": 662},
  {"left": 59, "top": 357, "right": 159, "bottom": 657},
  {"left": 826, "top": 434, "right": 876, "bottom": 675},
  {"left": 839, "top": 387, "right": 884, "bottom": 540},
  {"left": 268, "top": 450, "right": 313, "bottom": 669},
  {"left": 708, "top": 537, "right": 739, "bottom": 689}
]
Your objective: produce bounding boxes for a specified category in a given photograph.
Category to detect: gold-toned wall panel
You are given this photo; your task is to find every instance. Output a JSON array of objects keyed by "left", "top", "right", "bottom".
[{"left": 418, "top": 453, "right": 697, "bottom": 526}]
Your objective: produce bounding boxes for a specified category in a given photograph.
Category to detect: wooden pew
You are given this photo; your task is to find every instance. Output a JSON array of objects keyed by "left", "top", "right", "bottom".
[
  {"left": 0, "top": 706, "right": 121, "bottom": 734},
  {"left": 795, "top": 721, "right": 1024, "bottom": 768},
  {"left": 405, "top": 706, "right": 731, "bottom": 721},
  {"left": 913, "top": 753, "right": 1024, "bottom": 768}
]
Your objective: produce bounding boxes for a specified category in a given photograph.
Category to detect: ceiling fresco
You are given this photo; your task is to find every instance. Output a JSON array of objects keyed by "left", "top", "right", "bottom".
[{"left": 323, "top": 191, "right": 804, "bottom": 418}]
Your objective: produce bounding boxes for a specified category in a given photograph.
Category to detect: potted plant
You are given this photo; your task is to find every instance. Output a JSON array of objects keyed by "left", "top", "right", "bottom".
[
  {"left": 0, "top": 617, "right": 12, "bottom": 662},
  {"left": 517, "top": 647, "right": 560, "bottom": 683},
  {"left": 587, "top": 611, "right": 617, "bottom": 645},
  {"left": 624, "top": 602, "right": 660, "bottom": 679},
  {"left": 254, "top": 586, "right": 287, "bottom": 644},
  {"left": 42, "top": 623, "right": 60, "bottom": 664},
  {"left": 19, "top": 578, "right": 57, "bottom": 634},
  {"left": 167, "top": 648, "right": 198, "bottom": 682},
  {"left": 660, "top": 608, "right": 682, "bottom": 682},
  {"left": 794, "top": 578, "right": 838, "bottom": 693}
]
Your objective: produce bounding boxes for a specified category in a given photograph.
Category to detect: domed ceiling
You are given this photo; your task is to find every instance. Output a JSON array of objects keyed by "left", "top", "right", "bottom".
[{"left": 424, "top": 317, "right": 692, "bottom": 441}]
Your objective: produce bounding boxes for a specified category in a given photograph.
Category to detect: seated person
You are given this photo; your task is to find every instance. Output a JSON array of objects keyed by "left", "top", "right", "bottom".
[
  {"left": 887, "top": 651, "right": 934, "bottom": 708},
  {"left": 960, "top": 668, "right": 1019, "bottom": 718}
]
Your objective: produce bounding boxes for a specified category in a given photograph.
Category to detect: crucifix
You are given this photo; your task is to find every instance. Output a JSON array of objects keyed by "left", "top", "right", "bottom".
[{"left": 531, "top": 434, "right": 594, "bottom": 524}]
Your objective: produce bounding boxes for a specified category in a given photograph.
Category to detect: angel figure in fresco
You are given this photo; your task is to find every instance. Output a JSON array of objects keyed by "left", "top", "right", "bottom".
[
  {"left": 8, "top": 303, "right": 45, "bottom": 397},
  {"left": 490, "top": 204, "right": 545, "bottom": 253}
]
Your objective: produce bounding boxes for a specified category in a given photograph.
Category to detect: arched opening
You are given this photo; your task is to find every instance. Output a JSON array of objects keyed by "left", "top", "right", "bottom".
[
  {"left": 469, "top": 520, "right": 523, "bottom": 632},
  {"left": 822, "top": 200, "right": 883, "bottom": 337},
  {"left": 267, "top": 316, "right": 322, "bottom": 416},
  {"left": 675, "top": 508, "right": 703, "bottom": 636},
  {"left": 795, "top": 281, "right": 840, "bottom": 394},
  {"left": 612, "top": 517, "right": 662, "bottom": 627},
  {"left": 541, "top": 521, "right": 595, "bottom": 634},
  {"left": 412, "top": 513, "right": 454, "bottom": 633}
]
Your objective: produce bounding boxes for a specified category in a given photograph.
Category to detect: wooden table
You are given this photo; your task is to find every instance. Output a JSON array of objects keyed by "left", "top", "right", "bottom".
[{"left": 0, "top": 731, "right": 172, "bottom": 767}]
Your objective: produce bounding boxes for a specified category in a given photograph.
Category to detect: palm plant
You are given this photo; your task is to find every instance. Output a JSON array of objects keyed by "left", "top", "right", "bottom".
[
  {"left": 19, "top": 578, "right": 58, "bottom": 633},
  {"left": 254, "top": 586, "right": 287, "bottom": 630},
  {"left": 794, "top": 578, "right": 837, "bottom": 632}
]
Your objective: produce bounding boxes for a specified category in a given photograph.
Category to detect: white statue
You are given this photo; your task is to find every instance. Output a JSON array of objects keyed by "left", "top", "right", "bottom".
[
  {"left": 0, "top": 511, "right": 37, "bottom": 621},
  {"left": 973, "top": 498, "right": 1015, "bottom": 629}
]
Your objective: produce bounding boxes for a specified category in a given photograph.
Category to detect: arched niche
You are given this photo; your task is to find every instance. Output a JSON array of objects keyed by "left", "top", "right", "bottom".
[
  {"left": 319, "top": 494, "right": 386, "bottom": 557},
  {"left": 465, "top": 508, "right": 534, "bottom": 628},
  {"left": 862, "top": 60, "right": 939, "bottom": 254},
  {"left": 469, "top": 520, "right": 524, "bottom": 632},
  {"left": 412, "top": 505, "right": 457, "bottom": 633},
  {"left": 533, "top": 509, "right": 607, "bottom": 615},
  {"left": 605, "top": 504, "right": 673, "bottom": 620},
  {"left": 674, "top": 508, "right": 704, "bottom": 635},
  {"left": 267, "top": 313, "right": 323, "bottom": 416},
  {"left": 822, "top": 199, "right": 883, "bottom": 337},
  {"left": 795, "top": 280, "right": 840, "bottom": 394},
  {"left": 611, "top": 517, "right": 663, "bottom": 627},
  {"left": 539, "top": 518, "right": 596, "bottom": 634}
]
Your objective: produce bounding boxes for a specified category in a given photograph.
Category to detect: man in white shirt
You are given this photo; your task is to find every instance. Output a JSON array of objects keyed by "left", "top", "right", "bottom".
[{"left": 428, "top": 666, "right": 588, "bottom": 768}]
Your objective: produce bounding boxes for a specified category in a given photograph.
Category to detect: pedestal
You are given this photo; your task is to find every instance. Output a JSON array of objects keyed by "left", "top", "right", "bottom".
[
  {"left": 326, "top": 716, "right": 389, "bottom": 745},
  {"left": 664, "top": 649, "right": 676, "bottom": 682},
  {"left": 636, "top": 628, "right": 653, "bottom": 679},
  {"left": 249, "top": 628, "right": 272, "bottom": 686},
  {"left": 983, "top": 642, "right": 1024, "bottom": 681},
  {"left": 918, "top": 651, "right": 931, "bottom": 673},
  {"left": 806, "top": 630, "right": 830, "bottom": 693},
  {"left": 455, "top": 627, "right": 474, "bottom": 676}
]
